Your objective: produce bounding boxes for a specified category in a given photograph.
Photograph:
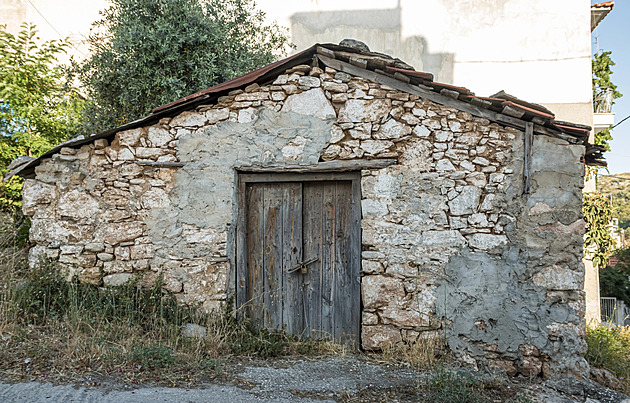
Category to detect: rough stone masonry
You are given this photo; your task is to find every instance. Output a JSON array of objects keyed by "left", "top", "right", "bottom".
[{"left": 20, "top": 61, "right": 587, "bottom": 379}]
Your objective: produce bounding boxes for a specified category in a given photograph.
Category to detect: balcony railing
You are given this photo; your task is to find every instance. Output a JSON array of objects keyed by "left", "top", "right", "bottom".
[{"left": 594, "top": 86, "right": 614, "bottom": 114}]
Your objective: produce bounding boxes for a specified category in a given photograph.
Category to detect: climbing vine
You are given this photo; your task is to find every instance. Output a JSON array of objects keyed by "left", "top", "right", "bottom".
[
  {"left": 592, "top": 51, "right": 622, "bottom": 151},
  {"left": 583, "top": 192, "right": 615, "bottom": 268}
]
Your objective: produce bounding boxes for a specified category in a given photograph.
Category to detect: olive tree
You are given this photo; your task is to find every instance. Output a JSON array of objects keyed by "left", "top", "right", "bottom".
[{"left": 77, "top": 0, "right": 291, "bottom": 133}]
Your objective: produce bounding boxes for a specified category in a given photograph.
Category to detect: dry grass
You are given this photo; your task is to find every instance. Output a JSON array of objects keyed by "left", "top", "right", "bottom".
[
  {"left": 0, "top": 212, "right": 341, "bottom": 387},
  {"left": 376, "top": 332, "right": 449, "bottom": 371}
]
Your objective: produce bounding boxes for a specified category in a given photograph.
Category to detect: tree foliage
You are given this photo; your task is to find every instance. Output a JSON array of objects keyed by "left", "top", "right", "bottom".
[
  {"left": 0, "top": 23, "right": 84, "bottom": 210},
  {"left": 76, "top": 0, "right": 291, "bottom": 133},
  {"left": 583, "top": 192, "right": 615, "bottom": 268},
  {"left": 592, "top": 51, "right": 622, "bottom": 151},
  {"left": 598, "top": 172, "right": 630, "bottom": 230},
  {"left": 600, "top": 247, "right": 630, "bottom": 305}
]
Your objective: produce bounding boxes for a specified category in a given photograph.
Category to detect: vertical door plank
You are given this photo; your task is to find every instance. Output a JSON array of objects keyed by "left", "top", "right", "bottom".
[
  {"left": 349, "top": 175, "right": 362, "bottom": 346},
  {"left": 302, "top": 182, "right": 323, "bottom": 339},
  {"left": 320, "top": 182, "right": 336, "bottom": 339},
  {"left": 236, "top": 180, "right": 247, "bottom": 320},
  {"left": 333, "top": 180, "right": 358, "bottom": 345},
  {"left": 263, "top": 184, "right": 284, "bottom": 330},
  {"left": 246, "top": 184, "right": 265, "bottom": 329},
  {"left": 333, "top": 181, "right": 350, "bottom": 343},
  {"left": 282, "top": 183, "right": 303, "bottom": 335}
]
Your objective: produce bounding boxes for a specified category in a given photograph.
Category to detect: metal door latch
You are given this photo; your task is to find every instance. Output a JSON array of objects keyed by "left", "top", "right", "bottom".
[{"left": 288, "top": 257, "right": 319, "bottom": 274}]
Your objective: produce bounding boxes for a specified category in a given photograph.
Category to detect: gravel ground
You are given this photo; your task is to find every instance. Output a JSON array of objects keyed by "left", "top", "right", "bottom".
[
  {"left": 1, "top": 356, "right": 629, "bottom": 402},
  {"left": 0, "top": 356, "right": 419, "bottom": 403}
]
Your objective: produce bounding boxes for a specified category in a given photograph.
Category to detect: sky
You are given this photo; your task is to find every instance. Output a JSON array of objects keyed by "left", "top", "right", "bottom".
[{"left": 593, "top": 1, "right": 630, "bottom": 174}]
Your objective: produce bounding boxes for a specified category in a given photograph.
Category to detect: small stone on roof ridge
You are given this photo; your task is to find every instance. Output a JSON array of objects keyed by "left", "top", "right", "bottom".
[{"left": 339, "top": 39, "right": 370, "bottom": 53}]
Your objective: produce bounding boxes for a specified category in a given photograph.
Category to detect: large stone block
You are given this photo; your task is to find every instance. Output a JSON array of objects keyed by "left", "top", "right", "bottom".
[
  {"left": 148, "top": 126, "right": 173, "bottom": 147},
  {"left": 22, "top": 180, "right": 57, "bottom": 216},
  {"left": 103, "top": 273, "right": 134, "bottom": 287},
  {"left": 282, "top": 88, "right": 336, "bottom": 120},
  {"left": 205, "top": 108, "right": 230, "bottom": 124},
  {"left": 467, "top": 234, "right": 507, "bottom": 251},
  {"left": 362, "top": 325, "right": 402, "bottom": 350},
  {"left": 101, "top": 222, "right": 144, "bottom": 245},
  {"left": 419, "top": 230, "right": 466, "bottom": 248},
  {"left": 117, "top": 128, "right": 143, "bottom": 146},
  {"left": 533, "top": 265, "right": 583, "bottom": 291},
  {"left": 373, "top": 119, "right": 411, "bottom": 140},
  {"left": 362, "top": 275, "right": 405, "bottom": 309},
  {"left": 380, "top": 306, "right": 430, "bottom": 327},
  {"left": 170, "top": 111, "right": 208, "bottom": 127},
  {"left": 448, "top": 186, "right": 482, "bottom": 215},
  {"left": 338, "top": 99, "right": 391, "bottom": 122},
  {"left": 57, "top": 189, "right": 100, "bottom": 220}
]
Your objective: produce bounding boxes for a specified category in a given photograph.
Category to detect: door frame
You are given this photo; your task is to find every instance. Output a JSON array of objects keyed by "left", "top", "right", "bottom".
[{"left": 235, "top": 171, "right": 362, "bottom": 340}]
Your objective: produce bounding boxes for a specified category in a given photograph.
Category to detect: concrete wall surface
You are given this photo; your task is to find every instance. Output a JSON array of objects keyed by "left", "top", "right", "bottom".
[{"left": 257, "top": 0, "right": 593, "bottom": 123}]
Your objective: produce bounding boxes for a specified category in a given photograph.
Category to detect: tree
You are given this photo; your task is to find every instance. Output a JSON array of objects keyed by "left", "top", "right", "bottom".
[
  {"left": 76, "top": 0, "right": 291, "bottom": 134},
  {"left": 0, "top": 23, "right": 84, "bottom": 210},
  {"left": 600, "top": 247, "right": 630, "bottom": 306},
  {"left": 592, "top": 51, "right": 622, "bottom": 151}
]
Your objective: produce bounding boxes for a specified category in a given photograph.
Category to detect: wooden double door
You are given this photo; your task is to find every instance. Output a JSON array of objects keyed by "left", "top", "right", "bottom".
[{"left": 237, "top": 173, "right": 361, "bottom": 345}]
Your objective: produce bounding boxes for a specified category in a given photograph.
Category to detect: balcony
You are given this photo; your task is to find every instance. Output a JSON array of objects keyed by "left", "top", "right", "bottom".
[{"left": 593, "top": 86, "right": 616, "bottom": 134}]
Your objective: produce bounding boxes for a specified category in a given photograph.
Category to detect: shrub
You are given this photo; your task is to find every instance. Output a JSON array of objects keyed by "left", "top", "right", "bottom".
[{"left": 585, "top": 325, "right": 630, "bottom": 393}]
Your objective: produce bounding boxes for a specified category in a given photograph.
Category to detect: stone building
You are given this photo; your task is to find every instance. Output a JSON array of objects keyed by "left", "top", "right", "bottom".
[{"left": 7, "top": 42, "right": 604, "bottom": 378}]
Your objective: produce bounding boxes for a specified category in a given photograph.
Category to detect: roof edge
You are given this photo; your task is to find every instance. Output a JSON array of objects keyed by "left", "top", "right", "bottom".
[{"left": 5, "top": 41, "right": 605, "bottom": 180}]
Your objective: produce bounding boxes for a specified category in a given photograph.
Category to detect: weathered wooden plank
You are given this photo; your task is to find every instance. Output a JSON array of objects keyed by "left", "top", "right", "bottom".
[
  {"left": 246, "top": 183, "right": 265, "bottom": 328},
  {"left": 320, "top": 182, "right": 336, "bottom": 339},
  {"left": 240, "top": 172, "right": 358, "bottom": 183},
  {"left": 236, "top": 179, "right": 248, "bottom": 320},
  {"left": 523, "top": 122, "right": 534, "bottom": 195},
  {"left": 333, "top": 180, "right": 353, "bottom": 344},
  {"left": 282, "top": 183, "right": 303, "bottom": 335},
  {"left": 302, "top": 182, "right": 323, "bottom": 339},
  {"left": 133, "top": 160, "right": 186, "bottom": 167},
  {"left": 316, "top": 46, "right": 336, "bottom": 59},
  {"left": 349, "top": 174, "right": 362, "bottom": 347},
  {"left": 263, "top": 184, "right": 284, "bottom": 330},
  {"left": 237, "top": 159, "right": 397, "bottom": 176},
  {"left": 494, "top": 115, "right": 581, "bottom": 144},
  {"left": 349, "top": 56, "right": 368, "bottom": 69}
]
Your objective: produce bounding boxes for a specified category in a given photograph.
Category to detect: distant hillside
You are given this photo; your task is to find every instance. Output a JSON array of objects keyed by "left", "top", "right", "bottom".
[{"left": 598, "top": 172, "right": 630, "bottom": 229}]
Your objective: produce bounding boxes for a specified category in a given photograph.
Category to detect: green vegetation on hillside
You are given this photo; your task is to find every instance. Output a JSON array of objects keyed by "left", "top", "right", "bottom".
[{"left": 598, "top": 172, "right": 630, "bottom": 230}]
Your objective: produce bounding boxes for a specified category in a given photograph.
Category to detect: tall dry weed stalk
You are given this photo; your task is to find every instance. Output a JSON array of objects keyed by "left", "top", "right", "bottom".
[{"left": 379, "top": 332, "right": 448, "bottom": 371}]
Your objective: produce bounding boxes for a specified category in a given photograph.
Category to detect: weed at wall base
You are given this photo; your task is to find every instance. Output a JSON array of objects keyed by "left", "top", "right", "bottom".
[{"left": 585, "top": 324, "right": 630, "bottom": 394}]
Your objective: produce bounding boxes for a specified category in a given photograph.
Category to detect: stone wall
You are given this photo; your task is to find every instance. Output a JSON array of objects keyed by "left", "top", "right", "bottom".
[{"left": 22, "top": 63, "right": 586, "bottom": 378}]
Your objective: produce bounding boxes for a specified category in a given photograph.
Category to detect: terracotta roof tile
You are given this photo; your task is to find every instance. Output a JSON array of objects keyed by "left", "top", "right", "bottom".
[
  {"left": 592, "top": 1, "right": 614, "bottom": 9},
  {"left": 384, "top": 66, "right": 434, "bottom": 82}
]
